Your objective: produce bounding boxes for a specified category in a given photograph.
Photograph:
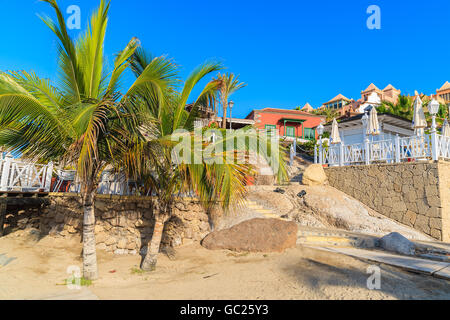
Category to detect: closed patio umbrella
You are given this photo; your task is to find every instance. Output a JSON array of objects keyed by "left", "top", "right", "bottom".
[
  {"left": 367, "top": 107, "right": 380, "bottom": 136},
  {"left": 442, "top": 118, "right": 450, "bottom": 137},
  {"left": 412, "top": 96, "right": 427, "bottom": 134},
  {"left": 330, "top": 118, "right": 341, "bottom": 144}
]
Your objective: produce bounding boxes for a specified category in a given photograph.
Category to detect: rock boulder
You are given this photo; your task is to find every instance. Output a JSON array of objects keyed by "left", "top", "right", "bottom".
[
  {"left": 380, "top": 232, "right": 415, "bottom": 256},
  {"left": 302, "top": 164, "right": 328, "bottom": 186},
  {"left": 201, "top": 218, "right": 298, "bottom": 253}
]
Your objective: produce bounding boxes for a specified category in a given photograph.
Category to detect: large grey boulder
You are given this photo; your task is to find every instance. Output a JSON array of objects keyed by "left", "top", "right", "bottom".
[
  {"left": 202, "top": 218, "right": 298, "bottom": 253},
  {"left": 380, "top": 232, "right": 415, "bottom": 256},
  {"left": 302, "top": 164, "right": 328, "bottom": 186}
]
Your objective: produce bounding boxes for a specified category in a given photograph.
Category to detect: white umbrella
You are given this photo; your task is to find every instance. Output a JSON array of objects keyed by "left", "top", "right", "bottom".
[
  {"left": 367, "top": 107, "right": 380, "bottom": 136},
  {"left": 330, "top": 118, "right": 341, "bottom": 144},
  {"left": 412, "top": 96, "right": 427, "bottom": 132},
  {"left": 442, "top": 118, "right": 450, "bottom": 137}
]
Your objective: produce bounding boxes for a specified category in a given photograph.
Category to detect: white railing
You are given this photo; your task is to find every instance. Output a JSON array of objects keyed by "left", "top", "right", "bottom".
[
  {"left": 370, "top": 139, "right": 395, "bottom": 163},
  {"left": 0, "top": 157, "right": 53, "bottom": 192},
  {"left": 399, "top": 135, "right": 431, "bottom": 161},
  {"left": 436, "top": 134, "right": 450, "bottom": 160},
  {"left": 343, "top": 143, "right": 365, "bottom": 165},
  {"left": 315, "top": 133, "right": 450, "bottom": 167}
]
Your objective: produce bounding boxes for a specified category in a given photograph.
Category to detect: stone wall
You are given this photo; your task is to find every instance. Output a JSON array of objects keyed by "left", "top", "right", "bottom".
[
  {"left": 437, "top": 162, "right": 450, "bottom": 243},
  {"left": 9, "top": 193, "right": 211, "bottom": 255},
  {"left": 325, "top": 162, "right": 450, "bottom": 242}
]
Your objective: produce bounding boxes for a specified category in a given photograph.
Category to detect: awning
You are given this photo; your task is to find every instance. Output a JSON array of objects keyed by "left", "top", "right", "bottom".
[{"left": 280, "top": 118, "right": 306, "bottom": 124}]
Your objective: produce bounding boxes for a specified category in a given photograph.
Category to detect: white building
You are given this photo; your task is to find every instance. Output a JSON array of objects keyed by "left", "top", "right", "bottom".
[
  {"left": 323, "top": 113, "right": 414, "bottom": 145},
  {"left": 356, "top": 92, "right": 381, "bottom": 114}
]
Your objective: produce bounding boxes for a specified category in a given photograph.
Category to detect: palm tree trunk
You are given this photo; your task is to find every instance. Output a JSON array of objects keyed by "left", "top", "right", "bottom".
[
  {"left": 141, "top": 214, "right": 166, "bottom": 271},
  {"left": 221, "top": 97, "right": 228, "bottom": 129},
  {"left": 82, "top": 187, "right": 98, "bottom": 280}
]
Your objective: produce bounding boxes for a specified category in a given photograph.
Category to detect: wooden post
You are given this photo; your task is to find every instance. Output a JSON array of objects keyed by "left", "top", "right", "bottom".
[
  {"left": 395, "top": 134, "right": 401, "bottom": 163},
  {"left": 314, "top": 145, "right": 318, "bottom": 164},
  {"left": 44, "top": 162, "right": 53, "bottom": 192},
  {"left": 339, "top": 142, "right": 344, "bottom": 167},
  {"left": 0, "top": 155, "right": 12, "bottom": 192},
  {"left": 431, "top": 132, "right": 439, "bottom": 161},
  {"left": 365, "top": 138, "right": 370, "bottom": 165},
  {"left": 0, "top": 196, "right": 7, "bottom": 236},
  {"left": 319, "top": 140, "right": 323, "bottom": 165}
]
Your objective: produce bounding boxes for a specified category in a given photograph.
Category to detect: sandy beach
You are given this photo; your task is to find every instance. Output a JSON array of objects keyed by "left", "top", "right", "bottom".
[{"left": 0, "top": 229, "right": 449, "bottom": 300}]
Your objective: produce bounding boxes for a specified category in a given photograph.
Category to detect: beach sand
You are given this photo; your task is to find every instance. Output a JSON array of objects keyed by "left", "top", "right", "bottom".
[{"left": 0, "top": 230, "right": 449, "bottom": 300}]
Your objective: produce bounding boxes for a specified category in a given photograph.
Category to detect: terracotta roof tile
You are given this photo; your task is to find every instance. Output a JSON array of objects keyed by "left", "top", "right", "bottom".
[{"left": 438, "top": 81, "right": 450, "bottom": 91}]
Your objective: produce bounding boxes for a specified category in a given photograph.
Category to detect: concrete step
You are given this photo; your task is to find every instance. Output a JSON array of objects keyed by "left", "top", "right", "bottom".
[
  {"left": 241, "top": 200, "right": 285, "bottom": 221},
  {"left": 306, "top": 245, "right": 450, "bottom": 281}
]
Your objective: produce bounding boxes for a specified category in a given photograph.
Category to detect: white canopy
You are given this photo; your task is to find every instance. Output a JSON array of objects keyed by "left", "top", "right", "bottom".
[
  {"left": 330, "top": 118, "right": 341, "bottom": 144},
  {"left": 412, "top": 96, "right": 427, "bottom": 130},
  {"left": 367, "top": 107, "right": 380, "bottom": 136},
  {"left": 442, "top": 118, "right": 450, "bottom": 137}
]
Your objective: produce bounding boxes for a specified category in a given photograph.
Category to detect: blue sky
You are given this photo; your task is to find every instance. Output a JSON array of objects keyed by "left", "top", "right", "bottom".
[{"left": 1, "top": 0, "right": 449, "bottom": 118}]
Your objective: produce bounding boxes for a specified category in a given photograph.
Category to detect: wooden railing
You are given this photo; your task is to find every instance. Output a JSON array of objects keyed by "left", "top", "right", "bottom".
[
  {"left": 315, "top": 132, "right": 450, "bottom": 166},
  {"left": 0, "top": 156, "right": 53, "bottom": 192}
]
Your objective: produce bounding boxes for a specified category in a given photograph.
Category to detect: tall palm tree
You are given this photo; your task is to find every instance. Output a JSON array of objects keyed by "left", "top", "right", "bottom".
[
  {"left": 313, "top": 108, "right": 340, "bottom": 122},
  {"left": 377, "top": 95, "right": 414, "bottom": 120},
  {"left": 0, "top": 0, "right": 174, "bottom": 279},
  {"left": 121, "top": 50, "right": 287, "bottom": 270},
  {"left": 213, "top": 73, "right": 246, "bottom": 129}
]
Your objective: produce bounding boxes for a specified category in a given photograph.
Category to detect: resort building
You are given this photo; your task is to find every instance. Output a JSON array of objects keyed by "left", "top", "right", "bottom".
[
  {"left": 356, "top": 92, "right": 382, "bottom": 113},
  {"left": 245, "top": 108, "right": 325, "bottom": 141},
  {"left": 436, "top": 81, "right": 450, "bottom": 104},
  {"left": 361, "top": 83, "right": 401, "bottom": 105},
  {"left": 300, "top": 103, "right": 314, "bottom": 113},
  {"left": 323, "top": 113, "right": 414, "bottom": 145},
  {"left": 322, "top": 94, "right": 351, "bottom": 111},
  {"left": 321, "top": 94, "right": 359, "bottom": 116}
]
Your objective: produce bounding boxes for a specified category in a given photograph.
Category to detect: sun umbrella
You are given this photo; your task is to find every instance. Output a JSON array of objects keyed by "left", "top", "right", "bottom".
[
  {"left": 442, "top": 118, "right": 450, "bottom": 137},
  {"left": 367, "top": 107, "right": 380, "bottom": 136},
  {"left": 330, "top": 118, "right": 341, "bottom": 144},
  {"left": 412, "top": 96, "right": 427, "bottom": 133}
]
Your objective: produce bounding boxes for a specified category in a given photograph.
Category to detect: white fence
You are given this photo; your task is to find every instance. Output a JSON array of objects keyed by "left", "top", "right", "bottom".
[
  {"left": 315, "top": 132, "right": 449, "bottom": 166},
  {"left": 0, "top": 157, "right": 53, "bottom": 192},
  {"left": 0, "top": 156, "right": 137, "bottom": 194}
]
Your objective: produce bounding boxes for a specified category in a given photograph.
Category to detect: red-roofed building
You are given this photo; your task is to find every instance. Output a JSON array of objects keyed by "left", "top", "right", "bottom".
[{"left": 245, "top": 108, "right": 326, "bottom": 140}]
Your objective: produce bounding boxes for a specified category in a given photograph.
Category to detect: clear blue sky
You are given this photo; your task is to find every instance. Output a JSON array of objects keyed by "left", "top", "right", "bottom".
[{"left": 1, "top": 0, "right": 449, "bottom": 118}]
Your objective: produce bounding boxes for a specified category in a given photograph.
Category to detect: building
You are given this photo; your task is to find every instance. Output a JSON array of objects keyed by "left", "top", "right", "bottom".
[
  {"left": 436, "top": 81, "right": 450, "bottom": 104},
  {"left": 300, "top": 103, "right": 314, "bottom": 113},
  {"left": 246, "top": 108, "right": 326, "bottom": 141},
  {"left": 321, "top": 94, "right": 359, "bottom": 116},
  {"left": 322, "top": 94, "right": 351, "bottom": 110},
  {"left": 356, "top": 92, "right": 381, "bottom": 113},
  {"left": 323, "top": 113, "right": 414, "bottom": 145},
  {"left": 361, "top": 83, "right": 401, "bottom": 105}
]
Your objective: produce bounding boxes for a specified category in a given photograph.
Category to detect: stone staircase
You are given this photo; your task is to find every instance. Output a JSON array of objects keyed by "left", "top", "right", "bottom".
[
  {"left": 241, "top": 199, "right": 288, "bottom": 221},
  {"left": 287, "top": 155, "right": 311, "bottom": 184},
  {"left": 296, "top": 227, "right": 380, "bottom": 249}
]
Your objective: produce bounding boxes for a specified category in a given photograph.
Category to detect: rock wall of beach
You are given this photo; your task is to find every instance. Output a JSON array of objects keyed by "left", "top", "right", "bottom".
[
  {"left": 10, "top": 194, "right": 211, "bottom": 255},
  {"left": 325, "top": 162, "right": 450, "bottom": 242}
]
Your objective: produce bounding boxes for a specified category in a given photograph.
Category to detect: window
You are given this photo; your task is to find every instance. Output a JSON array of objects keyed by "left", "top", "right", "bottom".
[
  {"left": 304, "top": 128, "right": 315, "bottom": 140},
  {"left": 265, "top": 125, "right": 277, "bottom": 137},
  {"left": 285, "top": 126, "right": 295, "bottom": 137}
]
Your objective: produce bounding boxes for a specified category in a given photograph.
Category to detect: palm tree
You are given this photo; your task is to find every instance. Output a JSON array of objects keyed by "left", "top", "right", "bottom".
[
  {"left": 0, "top": 0, "right": 174, "bottom": 279},
  {"left": 121, "top": 50, "right": 287, "bottom": 270},
  {"left": 213, "top": 73, "right": 246, "bottom": 129},
  {"left": 377, "top": 95, "right": 449, "bottom": 126},
  {"left": 313, "top": 108, "right": 339, "bottom": 122},
  {"left": 377, "top": 95, "right": 414, "bottom": 120}
]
